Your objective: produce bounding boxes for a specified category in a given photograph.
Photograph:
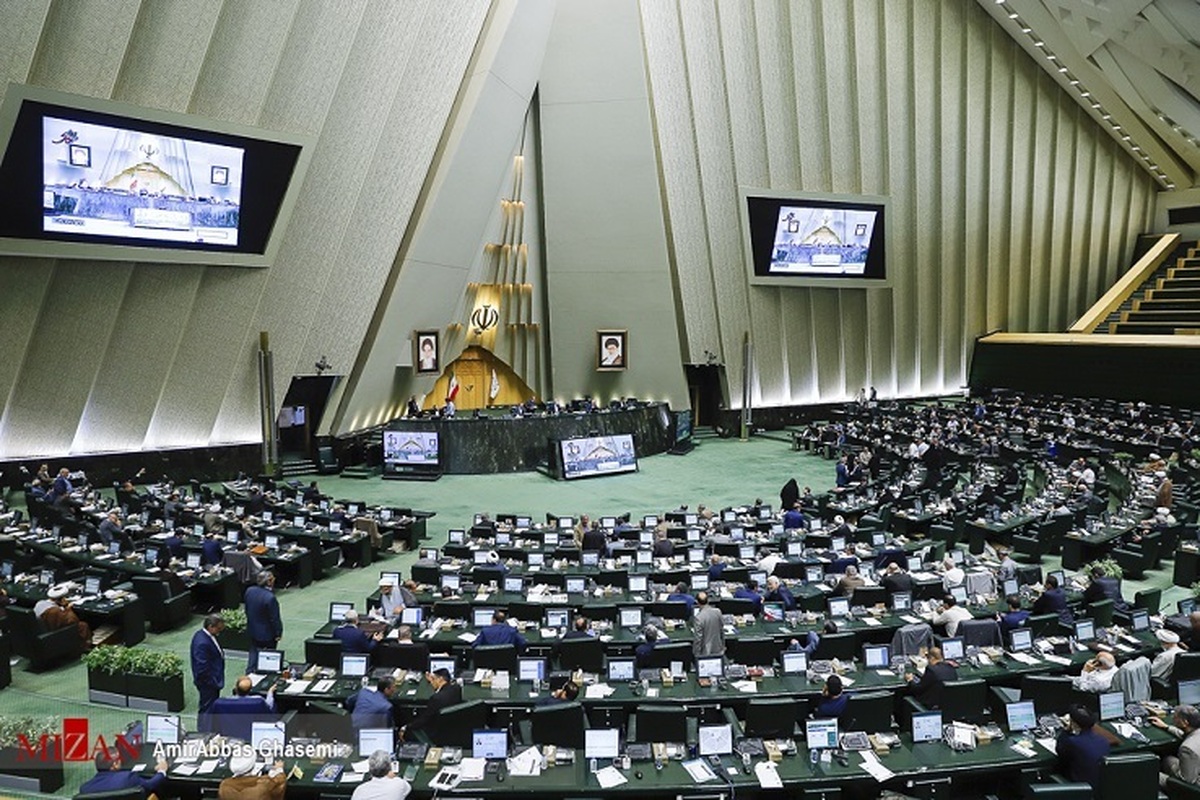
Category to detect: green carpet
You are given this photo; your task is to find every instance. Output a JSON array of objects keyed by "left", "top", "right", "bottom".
[{"left": 0, "top": 434, "right": 1186, "bottom": 797}]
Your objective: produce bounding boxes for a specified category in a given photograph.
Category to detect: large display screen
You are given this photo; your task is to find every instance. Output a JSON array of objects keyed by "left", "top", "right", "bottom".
[
  {"left": 383, "top": 431, "right": 439, "bottom": 468},
  {"left": 560, "top": 434, "right": 637, "bottom": 480},
  {"left": 743, "top": 192, "right": 887, "bottom": 287},
  {"left": 0, "top": 86, "right": 309, "bottom": 266}
]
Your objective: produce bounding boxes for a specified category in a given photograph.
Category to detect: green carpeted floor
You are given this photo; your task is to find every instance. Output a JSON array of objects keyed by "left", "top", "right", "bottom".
[{"left": 0, "top": 434, "right": 1187, "bottom": 797}]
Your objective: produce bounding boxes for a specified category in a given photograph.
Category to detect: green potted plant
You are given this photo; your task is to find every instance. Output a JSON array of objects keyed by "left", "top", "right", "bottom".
[
  {"left": 1082, "top": 558, "right": 1123, "bottom": 580},
  {"left": 0, "top": 716, "right": 65, "bottom": 792},
  {"left": 83, "top": 645, "right": 127, "bottom": 702},
  {"left": 123, "top": 647, "right": 185, "bottom": 712},
  {"left": 219, "top": 607, "right": 251, "bottom": 653}
]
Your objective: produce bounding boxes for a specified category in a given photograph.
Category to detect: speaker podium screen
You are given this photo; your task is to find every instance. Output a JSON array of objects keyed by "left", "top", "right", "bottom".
[
  {"left": 383, "top": 431, "right": 439, "bottom": 470},
  {"left": 559, "top": 434, "right": 637, "bottom": 480},
  {"left": 743, "top": 192, "right": 887, "bottom": 287}
]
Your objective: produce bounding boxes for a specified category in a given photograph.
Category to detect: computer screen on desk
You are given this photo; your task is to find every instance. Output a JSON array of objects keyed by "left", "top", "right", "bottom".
[
  {"left": 256, "top": 650, "right": 283, "bottom": 673},
  {"left": 828, "top": 597, "right": 850, "bottom": 618},
  {"left": 1099, "top": 691, "right": 1125, "bottom": 721},
  {"left": 358, "top": 728, "right": 392, "bottom": 758},
  {"left": 636, "top": 550, "right": 652, "bottom": 565},
  {"left": 251, "top": 721, "right": 285, "bottom": 754},
  {"left": 787, "top": 542, "right": 804, "bottom": 557},
  {"left": 912, "top": 711, "right": 942, "bottom": 743},
  {"left": 699, "top": 724, "right": 733, "bottom": 756},
  {"left": 940, "top": 637, "right": 964, "bottom": 661},
  {"left": 607, "top": 659, "right": 635, "bottom": 682},
  {"left": 1074, "top": 619, "right": 1095, "bottom": 642},
  {"left": 628, "top": 575, "right": 648, "bottom": 593},
  {"left": 429, "top": 657, "right": 456, "bottom": 678},
  {"left": 805, "top": 718, "right": 839, "bottom": 750},
  {"left": 472, "top": 608, "right": 495, "bottom": 628},
  {"left": 1130, "top": 609, "right": 1149, "bottom": 631},
  {"left": 781, "top": 651, "right": 807, "bottom": 674},
  {"left": 528, "top": 552, "right": 545, "bottom": 567},
  {"left": 891, "top": 591, "right": 912, "bottom": 611},
  {"left": 806, "top": 565, "right": 824, "bottom": 583},
  {"left": 620, "top": 607, "right": 643, "bottom": 629},
  {"left": 516, "top": 516, "right": 532, "bottom": 529},
  {"left": 341, "top": 654, "right": 368, "bottom": 677},
  {"left": 907, "top": 556, "right": 922, "bottom": 571},
  {"left": 1009, "top": 628, "right": 1033, "bottom": 652},
  {"left": 441, "top": 573, "right": 460, "bottom": 591},
  {"left": 1047, "top": 570, "right": 1065, "bottom": 588},
  {"left": 84, "top": 575, "right": 101, "bottom": 595},
  {"left": 1181, "top": 598, "right": 1196, "bottom": 616},
  {"left": 146, "top": 714, "right": 180, "bottom": 746},
  {"left": 186, "top": 552, "right": 201, "bottom": 569},
  {"left": 504, "top": 576, "right": 523, "bottom": 593},
  {"left": 950, "top": 586, "right": 968, "bottom": 605},
  {"left": 1002, "top": 578, "right": 1019, "bottom": 597},
  {"left": 473, "top": 550, "right": 490, "bottom": 565},
  {"left": 863, "top": 644, "right": 890, "bottom": 669},
  {"left": 566, "top": 577, "right": 586, "bottom": 594},
  {"left": 740, "top": 545, "right": 756, "bottom": 560},
  {"left": 518, "top": 658, "right": 545, "bottom": 683},
  {"left": 545, "top": 608, "right": 569, "bottom": 629},
  {"left": 472, "top": 730, "right": 508, "bottom": 760},
  {"left": 265, "top": 534, "right": 279, "bottom": 550},
  {"left": 401, "top": 607, "right": 422, "bottom": 626},
  {"left": 585, "top": 729, "right": 620, "bottom": 760},
  {"left": 330, "top": 602, "right": 354, "bottom": 623},
  {"left": 1005, "top": 701, "right": 1037, "bottom": 732},
  {"left": 643, "top": 516, "right": 658, "bottom": 528},
  {"left": 1180, "top": 679, "right": 1200, "bottom": 706},
  {"left": 762, "top": 602, "right": 785, "bottom": 622},
  {"left": 600, "top": 517, "right": 616, "bottom": 529},
  {"left": 697, "top": 657, "right": 724, "bottom": 679},
  {"left": 749, "top": 570, "right": 767, "bottom": 587},
  {"left": 582, "top": 551, "right": 599, "bottom": 567},
  {"left": 448, "top": 530, "right": 465, "bottom": 544},
  {"left": 691, "top": 573, "right": 709, "bottom": 590}
]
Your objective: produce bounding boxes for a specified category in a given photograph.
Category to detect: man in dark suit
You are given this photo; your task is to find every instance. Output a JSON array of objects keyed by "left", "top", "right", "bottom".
[
  {"left": 350, "top": 675, "right": 398, "bottom": 729},
  {"left": 562, "top": 616, "right": 594, "bottom": 640},
  {"left": 581, "top": 524, "right": 608, "bottom": 553},
  {"left": 734, "top": 579, "right": 763, "bottom": 615},
  {"left": 78, "top": 752, "right": 168, "bottom": 798},
  {"left": 333, "top": 609, "right": 382, "bottom": 653},
  {"left": 473, "top": 610, "right": 527, "bottom": 653},
  {"left": 1082, "top": 566, "right": 1130, "bottom": 613},
  {"left": 190, "top": 613, "right": 225, "bottom": 733},
  {"left": 881, "top": 562, "right": 914, "bottom": 596},
  {"left": 201, "top": 532, "right": 224, "bottom": 566},
  {"left": 244, "top": 572, "right": 283, "bottom": 672},
  {"left": 1032, "top": 574, "right": 1073, "bottom": 624},
  {"left": 399, "top": 669, "right": 462, "bottom": 740},
  {"left": 1057, "top": 706, "right": 1114, "bottom": 789},
  {"left": 210, "top": 675, "right": 278, "bottom": 741},
  {"left": 96, "top": 511, "right": 123, "bottom": 548},
  {"left": 244, "top": 487, "right": 267, "bottom": 517},
  {"left": 905, "top": 646, "right": 958, "bottom": 709}
]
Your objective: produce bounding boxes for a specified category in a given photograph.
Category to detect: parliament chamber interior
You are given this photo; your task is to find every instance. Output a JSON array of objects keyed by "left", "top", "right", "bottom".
[{"left": 1, "top": 1, "right": 1200, "bottom": 799}]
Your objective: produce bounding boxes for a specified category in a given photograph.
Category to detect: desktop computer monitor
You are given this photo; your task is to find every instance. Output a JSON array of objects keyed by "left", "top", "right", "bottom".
[
  {"left": 730, "top": 527, "right": 746, "bottom": 542},
  {"left": 806, "top": 565, "right": 824, "bottom": 583},
  {"left": 518, "top": 658, "right": 545, "bottom": 683},
  {"left": 341, "top": 654, "right": 368, "bottom": 677},
  {"left": 401, "top": 607, "right": 422, "bottom": 626},
  {"left": 636, "top": 550, "right": 652, "bottom": 565},
  {"left": 358, "top": 728, "right": 393, "bottom": 757},
  {"left": 912, "top": 711, "right": 943, "bottom": 743},
  {"left": 186, "top": 552, "right": 202, "bottom": 569},
  {"left": 787, "top": 542, "right": 804, "bottom": 557},
  {"left": 1178, "top": 598, "right": 1195, "bottom": 616},
  {"left": 940, "top": 638, "right": 965, "bottom": 661},
  {"left": 699, "top": 724, "right": 733, "bottom": 756},
  {"left": 950, "top": 586, "right": 968, "bottom": 604},
  {"left": 144, "top": 548, "right": 159, "bottom": 567},
  {"left": 1074, "top": 619, "right": 1095, "bottom": 642},
  {"left": 619, "top": 607, "right": 644, "bottom": 629},
  {"left": 330, "top": 602, "right": 355, "bottom": 623},
  {"left": 951, "top": 550, "right": 964, "bottom": 565},
  {"left": 828, "top": 597, "right": 850, "bottom": 618},
  {"left": 891, "top": 592, "right": 912, "bottom": 611},
  {"left": 908, "top": 556, "right": 923, "bottom": 571},
  {"left": 473, "top": 551, "right": 490, "bottom": 565},
  {"left": 582, "top": 552, "right": 599, "bottom": 567},
  {"left": 740, "top": 545, "right": 756, "bottom": 560},
  {"left": 448, "top": 530, "right": 465, "bottom": 544},
  {"left": 1180, "top": 679, "right": 1200, "bottom": 706},
  {"left": 872, "top": 532, "right": 886, "bottom": 546},
  {"left": 686, "top": 513, "right": 699, "bottom": 526},
  {"left": 1005, "top": 701, "right": 1037, "bottom": 732},
  {"left": 265, "top": 534, "right": 279, "bottom": 550},
  {"left": 504, "top": 576, "right": 523, "bottom": 593},
  {"left": 1099, "top": 691, "right": 1125, "bottom": 722},
  {"left": 863, "top": 644, "right": 890, "bottom": 669},
  {"left": 473, "top": 608, "right": 496, "bottom": 628},
  {"left": 515, "top": 516, "right": 532, "bottom": 529},
  {"left": 544, "top": 532, "right": 561, "bottom": 548},
  {"left": 781, "top": 651, "right": 807, "bottom": 674},
  {"left": 607, "top": 659, "right": 636, "bottom": 682},
  {"left": 688, "top": 549, "right": 703, "bottom": 563},
  {"left": 600, "top": 517, "right": 617, "bottom": 529},
  {"left": 831, "top": 536, "right": 846, "bottom": 552},
  {"left": 686, "top": 528, "right": 701, "bottom": 543},
  {"left": 805, "top": 718, "right": 839, "bottom": 750},
  {"left": 691, "top": 573, "right": 709, "bottom": 590},
  {"left": 585, "top": 729, "right": 620, "bottom": 760},
  {"left": 557, "top": 517, "right": 575, "bottom": 531},
  {"left": 292, "top": 516, "right": 305, "bottom": 529},
  {"left": 251, "top": 721, "right": 286, "bottom": 754},
  {"left": 697, "top": 657, "right": 724, "bottom": 679},
  {"left": 256, "top": 650, "right": 284, "bottom": 673},
  {"left": 1009, "top": 628, "right": 1033, "bottom": 652},
  {"left": 472, "top": 730, "right": 509, "bottom": 760},
  {"left": 639, "top": 531, "right": 654, "bottom": 546},
  {"left": 749, "top": 571, "right": 767, "bottom": 587},
  {"left": 643, "top": 516, "right": 659, "bottom": 528},
  {"left": 545, "top": 608, "right": 569, "bottom": 629},
  {"left": 628, "top": 575, "right": 648, "bottom": 593},
  {"left": 762, "top": 602, "right": 785, "bottom": 622},
  {"left": 84, "top": 575, "right": 102, "bottom": 595},
  {"left": 146, "top": 714, "right": 181, "bottom": 746},
  {"left": 495, "top": 532, "right": 511, "bottom": 546},
  {"left": 1130, "top": 609, "right": 1150, "bottom": 632},
  {"left": 566, "top": 577, "right": 586, "bottom": 594},
  {"left": 528, "top": 553, "right": 545, "bottom": 567},
  {"left": 429, "top": 657, "right": 456, "bottom": 678},
  {"left": 441, "top": 573, "right": 461, "bottom": 591},
  {"left": 1047, "top": 570, "right": 1065, "bottom": 588},
  {"left": 1002, "top": 577, "right": 1019, "bottom": 597}
]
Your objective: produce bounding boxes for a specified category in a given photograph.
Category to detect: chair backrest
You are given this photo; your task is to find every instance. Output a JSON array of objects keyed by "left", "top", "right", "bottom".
[
  {"left": 1173, "top": 652, "right": 1200, "bottom": 685},
  {"left": 432, "top": 600, "right": 470, "bottom": 621},
  {"left": 1027, "top": 613, "right": 1061, "bottom": 638},
  {"left": 852, "top": 586, "right": 887, "bottom": 608},
  {"left": 506, "top": 602, "right": 544, "bottom": 623},
  {"left": 1020, "top": 675, "right": 1076, "bottom": 715},
  {"left": 744, "top": 697, "right": 803, "bottom": 739},
  {"left": 1097, "top": 752, "right": 1159, "bottom": 800},
  {"left": 557, "top": 637, "right": 604, "bottom": 672},
  {"left": 304, "top": 638, "right": 343, "bottom": 669},
  {"left": 718, "top": 598, "right": 758, "bottom": 616},
  {"left": 891, "top": 623, "right": 933, "bottom": 657},
  {"left": 472, "top": 644, "right": 517, "bottom": 673},
  {"left": 1133, "top": 588, "right": 1162, "bottom": 615},
  {"left": 845, "top": 691, "right": 894, "bottom": 733},
  {"left": 374, "top": 642, "right": 430, "bottom": 672},
  {"left": 939, "top": 679, "right": 989, "bottom": 724},
  {"left": 646, "top": 641, "right": 693, "bottom": 670},
  {"left": 958, "top": 619, "right": 1002, "bottom": 648},
  {"left": 530, "top": 701, "right": 587, "bottom": 749},
  {"left": 813, "top": 632, "right": 858, "bottom": 661},
  {"left": 428, "top": 700, "right": 489, "bottom": 747},
  {"left": 632, "top": 706, "right": 687, "bottom": 743},
  {"left": 727, "top": 637, "right": 782, "bottom": 667},
  {"left": 7, "top": 605, "right": 42, "bottom": 638},
  {"left": 1087, "top": 599, "right": 1115, "bottom": 628},
  {"left": 650, "top": 601, "right": 690, "bottom": 621}
]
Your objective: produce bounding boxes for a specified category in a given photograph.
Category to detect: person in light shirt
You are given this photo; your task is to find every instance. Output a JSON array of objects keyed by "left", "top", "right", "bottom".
[
  {"left": 931, "top": 594, "right": 973, "bottom": 637},
  {"left": 1073, "top": 651, "right": 1118, "bottom": 692},
  {"left": 941, "top": 556, "right": 965, "bottom": 589}
]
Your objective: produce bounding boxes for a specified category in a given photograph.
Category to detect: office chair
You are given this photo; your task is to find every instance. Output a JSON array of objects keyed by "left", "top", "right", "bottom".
[
  {"left": 743, "top": 697, "right": 804, "bottom": 739},
  {"left": 629, "top": 706, "right": 687, "bottom": 744},
  {"left": 528, "top": 701, "right": 588, "bottom": 749},
  {"left": 472, "top": 644, "right": 518, "bottom": 673}
]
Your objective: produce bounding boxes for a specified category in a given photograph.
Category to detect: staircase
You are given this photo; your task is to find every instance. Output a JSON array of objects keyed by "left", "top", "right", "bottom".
[
  {"left": 279, "top": 459, "right": 317, "bottom": 479},
  {"left": 1105, "top": 241, "right": 1200, "bottom": 334}
]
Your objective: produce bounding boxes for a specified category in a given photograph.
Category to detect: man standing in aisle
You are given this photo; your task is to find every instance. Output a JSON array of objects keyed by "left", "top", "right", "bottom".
[
  {"left": 191, "top": 614, "right": 226, "bottom": 733},
  {"left": 692, "top": 591, "right": 725, "bottom": 657},
  {"left": 244, "top": 572, "right": 283, "bottom": 673}
]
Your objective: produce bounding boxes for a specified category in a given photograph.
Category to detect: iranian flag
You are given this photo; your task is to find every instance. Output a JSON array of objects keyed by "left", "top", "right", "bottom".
[{"left": 446, "top": 372, "right": 460, "bottom": 402}]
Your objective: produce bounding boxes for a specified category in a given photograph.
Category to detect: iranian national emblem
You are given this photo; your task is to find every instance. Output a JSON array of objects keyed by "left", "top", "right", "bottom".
[{"left": 471, "top": 303, "right": 499, "bottom": 335}]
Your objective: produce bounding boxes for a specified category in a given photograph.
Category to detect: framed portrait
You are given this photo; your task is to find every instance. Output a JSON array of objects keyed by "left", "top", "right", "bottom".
[
  {"left": 68, "top": 144, "right": 91, "bottom": 168},
  {"left": 596, "top": 330, "right": 627, "bottom": 371},
  {"left": 211, "top": 165, "right": 229, "bottom": 186},
  {"left": 414, "top": 330, "right": 440, "bottom": 374}
]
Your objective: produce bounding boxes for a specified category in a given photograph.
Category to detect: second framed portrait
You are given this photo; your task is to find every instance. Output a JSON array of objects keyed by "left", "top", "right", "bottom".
[
  {"left": 596, "top": 330, "right": 627, "bottom": 371},
  {"left": 414, "top": 330, "right": 440, "bottom": 374}
]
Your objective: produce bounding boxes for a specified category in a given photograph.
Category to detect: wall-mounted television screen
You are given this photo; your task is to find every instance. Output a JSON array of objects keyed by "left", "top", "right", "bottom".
[
  {"left": 742, "top": 190, "right": 888, "bottom": 288},
  {"left": 559, "top": 434, "right": 637, "bottom": 480},
  {"left": 383, "top": 431, "right": 439, "bottom": 469},
  {"left": 675, "top": 409, "right": 693, "bottom": 443},
  {"left": 0, "top": 85, "right": 310, "bottom": 267}
]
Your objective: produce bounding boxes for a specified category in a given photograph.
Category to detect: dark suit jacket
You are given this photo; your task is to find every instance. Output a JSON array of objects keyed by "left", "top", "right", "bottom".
[
  {"left": 1032, "top": 587, "right": 1072, "bottom": 623},
  {"left": 581, "top": 528, "right": 608, "bottom": 552},
  {"left": 190, "top": 628, "right": 225, "bottom": 691},
  {"left": 202, "top": 538, "right": 224, "bottom": 566},
  {"left": 407, "top": 682, "right": 464, "bottom": 733},
  {"left": 881, "top": 572, "right": 914, "bottom": 595},
  {"left": 1057, "top": 728, "right": 1111, "bottom": 788},
  {"left": 78, "top": 768, "right": 166, "bottom": 798},
  {"left": 1082, "top": 576, "right": 1128, "bottom": 611},
  {"left": 909, "top": 661, "right": 958, "bottom": 709},
  {"left": 244, "top": 586, "right": 283, "bottom": 644},
  {"left": 333, "top": 624, "right": 377, "bottom": 653}
]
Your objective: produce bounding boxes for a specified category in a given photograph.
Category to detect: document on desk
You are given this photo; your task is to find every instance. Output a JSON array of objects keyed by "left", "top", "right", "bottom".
[
  {"left": 172, "top": 764, "right": 199, "bottom": 776},
  {"left": 1042, "top": 654, "right": 1071, "bottom": 666},
  {"left": 1010, "top": 652, "right": 1040, "bottom": 665},
  {"left": 596, "top": 765, "right": 627, "bottom": 788},
  {"left": 458, "top": 633, "right": 478, "bottom": 643},
  {"left": 900, "top": 615, "right": 921, "bottom": 624},
  {"left": 508, "top": 747, "right": 542, "bottom": 777},
  {"left": 350, "top": 759, "right": 371, "bottom": 773},
  {"left": 340, "top": 772, "right": 365, "bottom": 783},
  {"left": 197, "top": 760, "right": 220, "bottom": 774},
  {"left": 683, "top": 759, "right": 717, "bottom": 783},
  {"left": 858, "top": 751, "right": 895, "bottom": 782},
  {"left": 585, "top": 683, "right": 616, "bottom": 699},
  {"left": 755, "top": 761, "right": 783, "bottom": 789},
  {"left": 731, "top": 679, "right": 758, "bottom": 693},
  {"left": 861, "top": 617, "right": 882, "bottom": 627},
  {"left": 1036, "top": 737, "right": 1058, "bottom": 755},
  {"left": 283, "top": 680, "right": 311, "bottom": 694},
  {"left": 311, "top": 679, "right": 335, "bottom": 693},
  {"left": 458, "top": 758, "right": 486, "bottom": 782}
]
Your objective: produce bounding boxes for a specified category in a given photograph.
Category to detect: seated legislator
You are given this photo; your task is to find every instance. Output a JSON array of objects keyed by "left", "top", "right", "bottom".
[
  {"left": 813, "top": 675, "right": 849, "bottom": 719},
  {"left": 1056, "top": 706, "right": 1116, "bottom": 790},
  {"left": 350, "top": 676, "right": 397, "bottom": 730},
  {"left": 1072, "top": 652, "right": 1118, "bottom": 693},
  {"left": 666, "top": 582, "right": 697, "bottom": 614},
  {"left": 351, "top": 749, "right": 412, "bottom": 800},
  {"left": 1149, "top": 704, "right": 1200, "bottom": 787},
  {"left": 635, "top": 625, "right": 662, "bottom": 669},
  {"left": 78, "top": 752, "right": 168, "bottom": 799},
  {"left": 880, "top": 562, "right": 914, "bottom": 595},
  {"left": 218, "top": 753, "right": 286, "bottom": 800},
  {"left": 34, "top": 584, "right": 91, "bottom": 651},
  {"left": 905, "top": 647, "right": 958, "bottom": 709},
  {"left": 997, "top": 595, "right": 1030, "bottom": 633},
  {"left": 334, "top": 610, "right": 383, "bottom": 654},
  {"left": 473, "top": 610, "right": 527, "bottom": 653},
  {"left": 399, "top": 669, "right": 462, "bottom": 740},
  {"left": 1032, "top": 574, "right": 1072, "bottom": 624},
  {"left": 372, "top": 576, "right": 404, "bottom": 621},
  {"left": 734, "top": 579, "right": 763, "bottom": 615},
  {"left": 764, "top": 576, "right": 796, "bottom": 611},
  {"left": 210, "top": 677, "right": 278, "bottom": 741},
  {"left": 562, "top": 616, "right": 594, "bottom": 640},
  {"left": 932, "top": 594, "right": 973, "bottom": 637}
]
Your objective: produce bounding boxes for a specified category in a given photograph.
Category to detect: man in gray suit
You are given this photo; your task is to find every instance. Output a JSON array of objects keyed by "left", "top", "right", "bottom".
[
  {"left": 1151, "top": 704, "right": 1200, "bottom": 787},
  {"left": 692, "top": 591, "right": 725, "bottom": 657}
]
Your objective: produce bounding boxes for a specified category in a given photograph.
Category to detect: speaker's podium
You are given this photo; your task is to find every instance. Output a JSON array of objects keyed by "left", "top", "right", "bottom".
[{"left": 381, "top": 430, "right": 442, "bottom": 481}]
